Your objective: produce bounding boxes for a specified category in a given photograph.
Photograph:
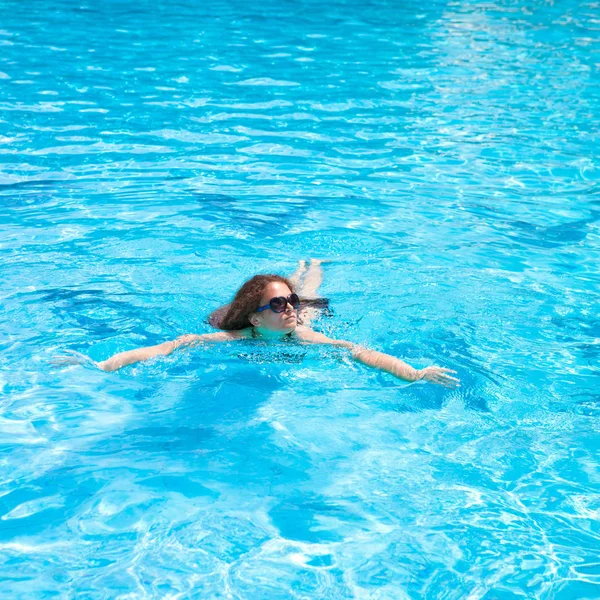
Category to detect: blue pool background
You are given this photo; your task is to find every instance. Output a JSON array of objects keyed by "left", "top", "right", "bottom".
[{"left": 1, "top": 0, "right": 599, "bottom": 597}]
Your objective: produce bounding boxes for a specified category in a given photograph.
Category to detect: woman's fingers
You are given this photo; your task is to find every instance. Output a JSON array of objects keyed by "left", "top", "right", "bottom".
[
  {"left": 442, "top": 379, "right": 460, "bottom": 388},
  {"left": 50, "top": 356, "right": 83, "bottom": 366},
  {"left": 434, "top": 377, "right": 459, "bottom": 388},
  {"left": 421, "top": 366, "right": 460, "bottom": 388},
  {"left": 49, "top": 351, "right": 96, "bottom": 368},
  {"left": 50, "top": 356, "right": 76, "bottom": 365}
]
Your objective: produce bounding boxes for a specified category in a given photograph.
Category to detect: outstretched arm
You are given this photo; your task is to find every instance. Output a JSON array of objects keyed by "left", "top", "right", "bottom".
[
  {"left": 98, "top": 331, "right": 246, "bottom": 372},
  {"left": 295, "top": 328, "right": 459, "bottom": 388}
]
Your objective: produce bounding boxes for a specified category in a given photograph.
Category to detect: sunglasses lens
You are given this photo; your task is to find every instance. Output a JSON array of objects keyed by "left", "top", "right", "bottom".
[
  {"left": 268, "top": 294, "right": 300, "bottom": 313},
  {"left": 269, "top": 297, "right": 287, "bottom": 312}
]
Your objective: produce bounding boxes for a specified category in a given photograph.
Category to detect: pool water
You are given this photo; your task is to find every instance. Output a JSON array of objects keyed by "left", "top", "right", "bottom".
[{"left": 1, "top": 0, "right": 599, "bottom": 597}]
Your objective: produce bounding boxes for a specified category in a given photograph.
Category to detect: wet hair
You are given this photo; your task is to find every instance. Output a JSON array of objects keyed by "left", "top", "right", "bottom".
[
  {"left": 214, "top": 274, "right": 295, "bottom": 331},
  {"left": 208, "top": 274, "right": 331, "bottom": 331}
]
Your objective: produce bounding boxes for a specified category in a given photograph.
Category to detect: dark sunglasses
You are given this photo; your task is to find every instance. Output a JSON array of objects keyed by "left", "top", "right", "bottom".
[{"left": 256, "top": 293, "right": 300, "bottom": 313}]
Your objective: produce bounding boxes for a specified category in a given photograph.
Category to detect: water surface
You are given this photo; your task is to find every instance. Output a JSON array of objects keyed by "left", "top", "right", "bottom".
[{"left": 1, "top": 0, "right": 599, "bottom": 597}]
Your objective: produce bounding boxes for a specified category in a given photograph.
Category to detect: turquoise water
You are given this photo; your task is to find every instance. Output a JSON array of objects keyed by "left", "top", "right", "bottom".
[{"left": 1, "top": 0, "right": 599, "bottom": 597}]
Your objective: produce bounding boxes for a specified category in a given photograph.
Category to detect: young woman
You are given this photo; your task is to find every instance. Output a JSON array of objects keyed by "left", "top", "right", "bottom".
[{"left": 77, "top": 260, "right": 459, "bottom": 388}]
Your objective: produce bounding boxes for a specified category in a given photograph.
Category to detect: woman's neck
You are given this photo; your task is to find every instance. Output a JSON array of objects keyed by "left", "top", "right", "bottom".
[{"left": 252, "top": 326, "right": 295, "bottom": 339}]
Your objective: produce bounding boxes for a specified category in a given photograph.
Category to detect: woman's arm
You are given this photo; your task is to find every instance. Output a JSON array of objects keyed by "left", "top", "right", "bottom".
[
  {"left": 295, "top": 327, "right": 459, "bottom": 388},
  {"left": 98, "top": 331, "right": 247, "bottom": 372}
]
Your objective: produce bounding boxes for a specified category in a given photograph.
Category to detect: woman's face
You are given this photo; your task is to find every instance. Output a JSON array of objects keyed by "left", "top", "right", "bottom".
[{"left": 250, "top": 281, "right": 298, "bottom": 334}]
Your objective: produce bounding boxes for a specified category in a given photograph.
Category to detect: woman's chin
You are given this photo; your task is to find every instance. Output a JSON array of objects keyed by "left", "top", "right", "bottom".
[{"left": 274, "top": 320, "right": 296, "bottom": 334}]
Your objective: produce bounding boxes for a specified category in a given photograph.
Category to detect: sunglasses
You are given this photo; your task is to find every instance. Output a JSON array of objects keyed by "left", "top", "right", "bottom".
[{"left": 256, "top": 293, "right": 300, "bottom": 313}]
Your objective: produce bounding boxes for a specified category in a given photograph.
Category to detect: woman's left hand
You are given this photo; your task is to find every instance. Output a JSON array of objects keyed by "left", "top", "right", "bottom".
[{"left": 417, "top": 366, "right": 460, "bottom": 388}]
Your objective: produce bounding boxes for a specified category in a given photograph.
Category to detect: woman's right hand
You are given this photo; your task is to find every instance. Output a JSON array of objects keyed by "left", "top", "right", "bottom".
[
  {"left": 175, "top": 334, "right": 203, "bottom": 346},
  {"left": 50, "top": 350, "right": 100, "bottom": 369}
]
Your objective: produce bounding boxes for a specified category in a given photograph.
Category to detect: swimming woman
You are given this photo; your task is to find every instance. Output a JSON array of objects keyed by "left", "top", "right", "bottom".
[{"left": 77, "top": 260, "right": 459, "bottom": 388}]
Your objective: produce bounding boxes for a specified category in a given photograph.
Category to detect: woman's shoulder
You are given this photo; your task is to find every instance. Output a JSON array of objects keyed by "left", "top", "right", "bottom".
[
  {"left": 293, "top": 326, "right": 331, "bottom": 343},
  {"left": 224, "top": 328, "right": 253, "bottom": 340},
  {"left": 176, "top": 329, "right": 253, "bottom": 345},
  {"left": 293, "top": 326, "right": 353, "bottom": 348}
]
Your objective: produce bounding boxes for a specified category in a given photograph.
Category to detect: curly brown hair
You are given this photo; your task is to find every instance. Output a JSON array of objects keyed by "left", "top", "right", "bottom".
[{"left": 215, "top": 274, "right": 296, "bottom": 331}]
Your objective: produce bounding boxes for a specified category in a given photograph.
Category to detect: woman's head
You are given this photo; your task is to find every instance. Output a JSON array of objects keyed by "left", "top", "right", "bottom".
[{"left": 218, "top": 274, "right": 298, "bottom": 333}]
